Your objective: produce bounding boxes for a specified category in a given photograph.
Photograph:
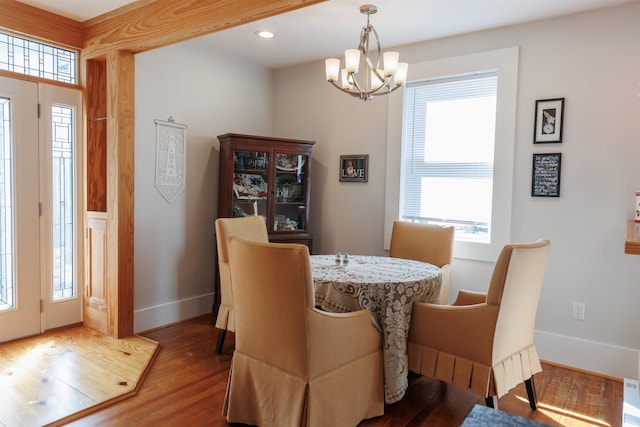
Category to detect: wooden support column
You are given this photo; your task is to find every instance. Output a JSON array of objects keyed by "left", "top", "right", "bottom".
[
  {"left": 79, "top": 0, "right": 325, "bottom": 340},
  {"left": 106, "top": 50, "right": 135, "bottom": 338}
]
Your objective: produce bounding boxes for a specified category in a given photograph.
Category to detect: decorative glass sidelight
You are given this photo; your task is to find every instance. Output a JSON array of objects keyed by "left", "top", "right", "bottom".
[
  {"left": 0, "top": 97, "right": 15, "bottom": 310},
  {"left": 51, "top": 105, "right": 75, "bottom": 300}
]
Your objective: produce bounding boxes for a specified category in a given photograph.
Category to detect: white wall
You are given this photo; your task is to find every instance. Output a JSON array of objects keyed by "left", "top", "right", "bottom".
[
  {"left": 130, "top": 3, "right": 640, "bottom": 380},
  {"left": 133, "top": 38, "right": 273, "bottom": 332},
  {"left": 273, "top": 2, "right": 640, "bottom": 379},
  {"left": 272, "top": 65, "right": 391, "bottom": 254}
]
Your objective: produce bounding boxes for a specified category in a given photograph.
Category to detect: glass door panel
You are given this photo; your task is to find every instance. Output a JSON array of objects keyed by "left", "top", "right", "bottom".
[
  {"left": 51, "top": 104, "right": 75, "bottom": 300},
  {"left": 274, "top": 152, "right": 308, "bottom": 233},
  {"left": 231, "top": 150, "right": 269, "bottom": 218},
  {"left": 0, "top": 96, "right": 15, "bottom": 311}
]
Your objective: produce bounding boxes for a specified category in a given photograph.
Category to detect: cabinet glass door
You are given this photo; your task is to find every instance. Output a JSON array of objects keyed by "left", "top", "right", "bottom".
[
  {"left": 274, "top": 152, "right": 308, "bottom": 233},
  {"left": 231, "top": 150, "right": 269, "bottom": 218}
]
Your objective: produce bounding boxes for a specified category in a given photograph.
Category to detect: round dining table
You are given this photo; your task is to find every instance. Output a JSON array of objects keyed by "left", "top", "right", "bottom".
[{"left": 310, "top": 254, "right": 442, "bottom": 404}]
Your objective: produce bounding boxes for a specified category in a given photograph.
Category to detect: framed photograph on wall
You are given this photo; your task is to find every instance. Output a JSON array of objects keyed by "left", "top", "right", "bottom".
[
  {"left": 339, "top": 154, "right": 368, "bottom": 182},
  {"left": 534, "top": 98, "right": 565, "bottom": 144},
  {"left": 531, "top": 152, "right": 562, "bottom": 197}
]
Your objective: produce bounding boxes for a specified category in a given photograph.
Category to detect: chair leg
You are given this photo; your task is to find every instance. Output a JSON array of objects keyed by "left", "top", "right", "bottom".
[
  {"left": 215, "top": 329, "right": 227, "bottom": 354},
  {"left": 485, "top": 396, "right": 498, "bottom": 409},
  {"left": 525, "top": 376, "right": 538, "bottom": 410}
]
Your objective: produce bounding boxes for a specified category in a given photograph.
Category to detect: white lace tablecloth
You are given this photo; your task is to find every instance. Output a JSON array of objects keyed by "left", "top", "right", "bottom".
[{"left": 310, "top": 255, "right": 442, "bottom": 404}]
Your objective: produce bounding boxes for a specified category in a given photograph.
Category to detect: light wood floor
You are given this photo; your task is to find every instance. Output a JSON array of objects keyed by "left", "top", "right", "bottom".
[
  {"left": 0, "top": 325, "right": 159, "bottom": 427},
  {"left": 61, "top": 315, "right": 623, "bottom": 427},
  {"left": 6, "top": 315, "right": 621, "bottom": 426}
]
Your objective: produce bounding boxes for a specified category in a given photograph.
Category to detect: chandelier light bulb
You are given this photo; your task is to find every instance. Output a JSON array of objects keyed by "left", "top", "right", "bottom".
[
  {"left": 325, "top": 58, "right": 340, "bottom": 82},
  {"left": 345, "top": 49, "right": 361, "bottom": 73},
  {"left": 394, "top": 62, "right": 408, "bottom": 85},
  {"left": 341, "top": 69, "right": 351, "bottom": 89},
  {"left": 383, "top": 51, "right": 399, "bottom": 77}
]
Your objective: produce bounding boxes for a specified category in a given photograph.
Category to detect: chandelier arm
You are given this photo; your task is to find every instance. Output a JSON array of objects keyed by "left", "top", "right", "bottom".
[
  {"left": 329, "top": 80, "right": 403, "bottom": 101},
  {"left": 348, "top": 73, "right": 365, "bottom": 93},
  {"left": 368, "top": 24, "right": 382, "bottom": 70},
  {"left": 368, "top": 82, "right": 403, "bottom": 97},
  {"left": 361, "top": 24, "right": 383, "bottom": 80},
  {"left": 372, "top": 69, "right": 388, "bottom": 85},
  {"left": 358, "top": 26, "right": 368, "bottom": 53},
  {"left": 327, "top": 80, "right": 366, "bottom": 98},
  {"left": 359, "top": 25, "right": 371, "bottom": 91}
]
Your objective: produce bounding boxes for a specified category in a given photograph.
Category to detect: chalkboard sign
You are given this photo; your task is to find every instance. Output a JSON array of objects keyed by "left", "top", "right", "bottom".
[{"left": 531, "top": 153, "right": 561, "bottom": 197}]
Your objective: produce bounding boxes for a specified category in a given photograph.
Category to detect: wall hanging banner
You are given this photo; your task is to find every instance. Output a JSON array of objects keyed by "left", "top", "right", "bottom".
[{"left": 154, "top": 118, "right": 187, "bottom": 203}]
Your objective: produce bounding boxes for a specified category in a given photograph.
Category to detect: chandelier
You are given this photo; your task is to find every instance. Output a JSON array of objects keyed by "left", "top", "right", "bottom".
[{"left": 325, "top": 4, "right": 408, "bottom": 101}]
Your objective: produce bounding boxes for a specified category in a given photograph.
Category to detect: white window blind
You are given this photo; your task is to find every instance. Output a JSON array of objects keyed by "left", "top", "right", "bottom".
[{"left": 400, "top": 72, "right": 497, "bottom": 243}]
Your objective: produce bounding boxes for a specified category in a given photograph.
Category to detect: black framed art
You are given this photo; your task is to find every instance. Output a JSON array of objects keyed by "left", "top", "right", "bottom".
[
  {"left": 534, "top": 98, "right": 564, "bottom": 144},
  {"left": 531, "top": 153, "right": 562, "bottom": 197},
  {"left": 339, "top": 154, "right": 368, "bottom": 182}
]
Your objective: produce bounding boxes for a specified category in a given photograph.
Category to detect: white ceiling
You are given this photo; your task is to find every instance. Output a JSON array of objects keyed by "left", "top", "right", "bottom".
[
  {"left": 16, "top": 0, "right": 638, "bottom": 69},
  {"left": 16, "top": 0, "right": 137, "bottom": 22}
]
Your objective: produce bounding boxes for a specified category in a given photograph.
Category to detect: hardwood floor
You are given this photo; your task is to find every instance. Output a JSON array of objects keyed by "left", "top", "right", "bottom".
[
  {"left": 0, "top": 326, "right": 159, "bottom": 427},
  {"left": 63, "top": 315, "right": 621, "bottom": 427}
]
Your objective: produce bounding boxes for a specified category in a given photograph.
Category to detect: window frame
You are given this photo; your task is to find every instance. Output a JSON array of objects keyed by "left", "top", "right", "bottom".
[
  {"left": 384, "top": 47, "right": 519, "bottom": 262},
  {"left": 400, "top": 72, "right": 498, "bottom": 243}
]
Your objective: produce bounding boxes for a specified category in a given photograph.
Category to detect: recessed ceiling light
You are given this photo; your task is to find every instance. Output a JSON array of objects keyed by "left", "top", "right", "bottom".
[{"left": 255, "top": 30, "right": 275, "bottom": 39}]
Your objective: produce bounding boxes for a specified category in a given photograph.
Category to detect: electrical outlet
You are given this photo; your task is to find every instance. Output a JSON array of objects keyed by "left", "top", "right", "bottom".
[{"left": 572, "top": 302, "right": 586, "bottom": 320}]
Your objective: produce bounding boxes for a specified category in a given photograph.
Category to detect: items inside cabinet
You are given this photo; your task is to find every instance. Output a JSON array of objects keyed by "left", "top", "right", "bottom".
[
  {"left": 274, "top": 153, "right": 307, "bottom": 231},
  {"left": 232, "top": 150, "right": 269, "bottom": 218}
]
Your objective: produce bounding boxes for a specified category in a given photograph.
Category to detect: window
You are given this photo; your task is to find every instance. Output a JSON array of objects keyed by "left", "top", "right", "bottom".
[
  {"left": 401, "top": 73, "right": 497, "bottom": 243},
  {"left": 385, "top": 47, "right": 519, "bottom": 261},
  {"left": 0, "top": 33, "right": 77, "bottom": 84}
]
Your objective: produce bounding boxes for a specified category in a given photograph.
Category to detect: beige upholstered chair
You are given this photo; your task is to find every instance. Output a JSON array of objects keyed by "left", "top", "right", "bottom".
[
  {"left": 223, "top": 237, "right": 384, "bottom": 427},
  {"left": 389, "top": 221, "right": 454, "bottom": 304},
  {"left": 214, "top": 216, "right": 269, "bottom": 354},
  {"left": 407, "top": 239, "right": 551, "bottom": 410}
]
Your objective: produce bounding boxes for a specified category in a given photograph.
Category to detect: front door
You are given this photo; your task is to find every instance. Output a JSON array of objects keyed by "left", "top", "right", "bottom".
[
  {"left": 0, "top": 76, "right": 82, "bottom": 342},
  {"left": 0, "top": 76, "right": 41, "bottom": 341}
]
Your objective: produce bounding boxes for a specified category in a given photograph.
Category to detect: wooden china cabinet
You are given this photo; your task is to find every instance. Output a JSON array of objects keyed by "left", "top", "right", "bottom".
[
  {"left": 214, "top": 133, "right": 315, "bottom": 314},
  {"left": 217, "top": 133, "right": 315, "bottom": 248}
]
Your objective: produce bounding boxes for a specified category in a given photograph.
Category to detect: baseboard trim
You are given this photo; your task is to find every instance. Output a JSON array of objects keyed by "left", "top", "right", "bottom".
[
  {"left": 540, "top": 359, "right": 623, "bottom": 383},
  {"left": 535, "top": 329, "right": 639, "bottom": 381},
  {"left": 134, "top": 293, "right": 214, "bottom": 333},
  {"left": 136, "top": 313, "right": 213, "bottom": 336}
]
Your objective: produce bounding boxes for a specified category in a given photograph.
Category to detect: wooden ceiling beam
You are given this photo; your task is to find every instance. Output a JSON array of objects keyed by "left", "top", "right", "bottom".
[
  {"left": 82, "top": 0, "right": 325, "bottom": 58},
  {"left": 0, "top": 0, "right": 83, "bottom": 48}
]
